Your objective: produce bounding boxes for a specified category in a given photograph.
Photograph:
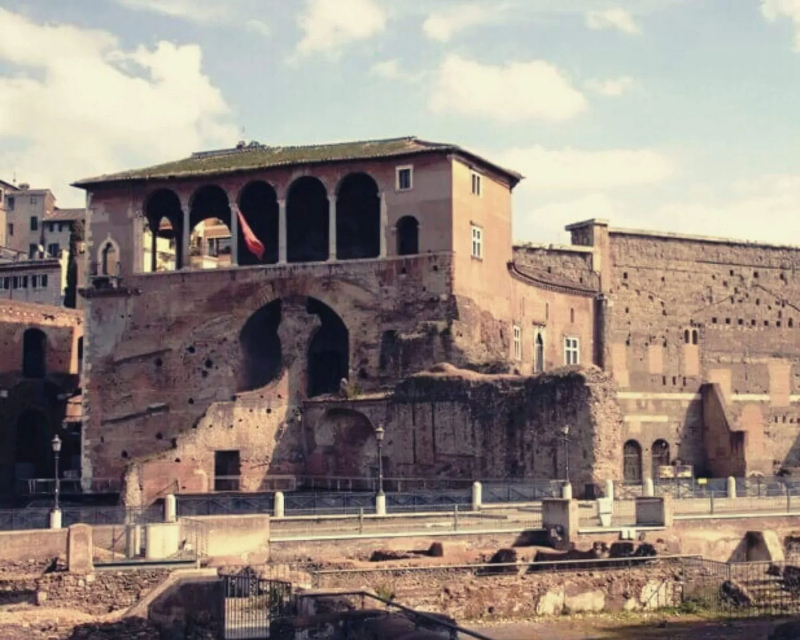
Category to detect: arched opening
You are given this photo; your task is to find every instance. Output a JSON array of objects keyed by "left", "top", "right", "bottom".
[
  {"left": 534, "top": 331, "right": 545, "bottom": 374},
  {"left": 144, "top": 189, "right": 182, "bottom": 272},
  {"left": 100, "top": 240, "right": 119, "bottom": 276},
  {"left": 23, "top": 328, "right": 47, "bottom": 378},
  {"left": 14, "top": 410, "right": 51, "bottom": 481},
  {"left": 652, "top": 439, "right": 670, "bottom": 479},
  {"left": 684, "top": 329, "right": 690, "bottom": 344},
  {"left": 189, "top": 185, "right": 233, "bottom": 269},
  {"left": 396, "top": 216, "right": 419, "bottom": 256},
  {"left": 238, "top": 299, "right": 282, "bottom": 392},
  {"left": 307, "top": 297, "right": 349, "bottom": 397},
  {"left": 238, "top": 181, "right": 279, "bottom": 265},
  {"left": 286, "top": 177, "right": 328, "bottom": 263},
  {"left": 691, "top": 329, "right": 699, "bottom": 345},
  {"left": 336, "top": 173, "right": 380, "bottom": 260},
  {"left": 311, "top": 409, "right": 378, "bottom": 477},
  {"left": 623, "top": 440, "right": 643, "bottom": 484}
]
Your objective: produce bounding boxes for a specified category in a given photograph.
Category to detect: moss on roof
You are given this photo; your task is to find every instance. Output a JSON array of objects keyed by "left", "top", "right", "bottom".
[{"left": 73, "top": 136, "right": 522, "bottom": 187}]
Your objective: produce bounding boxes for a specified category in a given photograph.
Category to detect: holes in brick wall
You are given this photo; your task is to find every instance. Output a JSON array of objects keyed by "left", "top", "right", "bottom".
[
  {"left": 187, "top": 345, "right": 196, "bottom": 354},
  {"left": 672, "top": 376, "right": 677, "bottom": 385},
  {"left": 730, "top": 269, "right": 734, "bottom": 276},
  {"left": 765, "top": 320, "right": 770, "bottom": 326},
  {"left": 570, "top": 308, "right": 575, "bottom": 323},
  {"left": 623, "top": 272, "right": 628, "bottom": 280},
  {"left": 778, "top": 321, "right": 782, "bottom": 328},
  {"left": 756, "top": 299, "right": 761, "bottom": 305},
  {"left": 738, "top": 319, "right": 743, "bottom": 325},
  {"left": 155, "top": 358, "right": 163, "bottom": 368},
  {"left": 204, "top": 358, "right": 213, "bottom": 368},
  {"left": 754, "top": 271, "right": 759, "bottom": 278},
  {"left": 725, "top": 318, "right": 731, "bottom": 325},
  {"left": 432, "top": 265, "right": 438, "bottom": 272},
  {"left": 662, "top": 376, "right": 667, "bottom": 386},
  {"left": 121, "top": 450, "right": 129, "bottom": 459},
  {"left": 752, "top": 319, "right": 757, "bottom": 326},
  {"left": 188, "top": 398, "right": 195, "bottom": 405},
  {"left": 155, "top": 432, "right": 163, "bottom": 440},
  {"left": 171, "top": 438, "right": 178, "bottom": 448},
  {"left": 201, "top": 370, "right": 208, "bottom": 378},
  {"left": 712, "top": 317, "right": 717, "bottom": 324},
  {"left": 625, "top": 307, "right": 630, "bottom": 314},
  {"left": 175, "top": 458, "right": 181, "bottom": 463},
  {"left": 100, "top": 436, "right": 104, "bottom": 443}
]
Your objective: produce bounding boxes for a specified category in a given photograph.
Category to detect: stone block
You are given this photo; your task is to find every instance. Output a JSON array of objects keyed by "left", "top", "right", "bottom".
[
  {"left": 145, "top": 523, "right": 180, "bottom": 560},
  {"left": 67, "top": 524, "right": 93, "bottom": 574}
]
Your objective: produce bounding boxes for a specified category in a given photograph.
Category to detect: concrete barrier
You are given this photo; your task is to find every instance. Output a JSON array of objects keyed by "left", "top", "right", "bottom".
[
  {"left": 635, "top": 496, "right": 672, "bottom": 527},
  {"left": 67, "top": 524, "right": 94, "bottom": 573},
  {"left": 542, "top": 499, "right": 579, "bottom": 548},
  {"left": 0, "top": 528, "right": 68, "bottom": 562},
  {"left": 146, "top": 523, "right": 181, "bottom": 560},
  {"left": 183, "top": 514, "right": 270, "bottom": 563}
]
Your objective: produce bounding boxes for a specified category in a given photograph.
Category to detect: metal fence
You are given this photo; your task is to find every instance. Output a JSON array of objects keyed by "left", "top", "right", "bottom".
[
  {"left": 222, "top": 573, "right": 293, "bottom": 640},
  {"left": 0, "top": 505, "right": 162, "bottom": 531},
  {"left": 92, "top": 516, "right": 208, "bottom": 566},
  {"left": 177, "top": 493, "right": 275, "bottom": 517}
]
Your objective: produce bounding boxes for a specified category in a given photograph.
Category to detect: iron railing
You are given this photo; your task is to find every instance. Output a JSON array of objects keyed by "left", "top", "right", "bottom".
[{"left": 0, "top": 505, "right": 162, "bottom": 531}]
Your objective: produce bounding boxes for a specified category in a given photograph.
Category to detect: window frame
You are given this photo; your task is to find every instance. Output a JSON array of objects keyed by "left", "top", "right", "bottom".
[
  {"left": 534, "top": 328, "right": 545, "bottom": 374},
  {"left": 564, "top": 336, "right": 580, "bottom": 366},
  {"left": 513, "top": 324, "right": 522, "bottom": 361},
  {"left": 395, "top": 165, "right": 414, "bottom": 192},
  {"left": 470, "top": 224, "right": 483, "bottom": 260},
  {"left": 30, "top": 216, "right": 38, "bottom": 232},
  {"left": 470, "top": 171, "right": 482, "bottom": 196}
]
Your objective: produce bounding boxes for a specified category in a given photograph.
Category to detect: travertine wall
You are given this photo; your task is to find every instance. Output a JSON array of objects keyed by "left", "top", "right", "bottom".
[{"left": 562, "top": 220, "right": 800, "bottom": 478}]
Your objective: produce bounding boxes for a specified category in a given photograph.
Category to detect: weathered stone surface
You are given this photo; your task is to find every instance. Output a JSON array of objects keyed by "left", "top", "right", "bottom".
[
  {"left": 564, "top": 589, "right": 606, "bottom": 613},
  {"left": 536, "top": 587, "right": 565, "bottom": 616}
]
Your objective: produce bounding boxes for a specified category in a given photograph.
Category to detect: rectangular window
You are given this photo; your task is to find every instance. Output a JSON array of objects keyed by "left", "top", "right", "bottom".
[
  {"left": 471, "top": 225, "right": 483, "bottom": 259},
  {"left": 21, "top": 275, "right": 28, "bottom": 289},
  {"left": 214, "top": 450, "right": 241, "bottom": 492},
  {"left": 30, "top": 216, "right": 38, "bottom": 231},
  {"left": 30, "top": 275, "right": 38, "bottom": 289},
  {"left": 396, "top": 165, "right": 413, "bottom": 191},
  {"left": 534, "top": 330, "right": 545, "bottom": 374},
  {"left": 7, "top": 223, "right": 12, "bottom": 237},
  {"left": 58, "top": 222, "right": 64, "bottom": 233},
  {"left": 7, "top": 196, "right": 14, "bottom": 211},
  {"left": 11, "top": 276, "right": 18, "bottom": 289},
  {"left": 471, "top": 171, "right": 482, "bottom": 196},
  {"left": 30, "top": 196, "right": 37, "bottom": 205},
  {"left": 28, "top": 244, "right": 38, "bottom": 259},
  {"left": 565, "top": 337, "right": 580, "bottom": 366},
  {"left": 0, "top": 277, "right": 6, "bottom": 291},
  {"left": 513, "top": 324, "right": 522, "bottom": 361},
  {"left": 41, "top": 274, "right": 48, "bottom": 288},
  {"left": 47, "top": 243, "right": 60, "bottom": 257}
]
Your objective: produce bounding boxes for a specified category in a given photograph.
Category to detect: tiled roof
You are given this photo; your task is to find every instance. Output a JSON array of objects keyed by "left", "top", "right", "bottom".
[
  {"left": 73, "top": 137, "right": 523, "bottom": 187},
  {"left": 46, "top": 208, "right": 85, "bottom": 222}
]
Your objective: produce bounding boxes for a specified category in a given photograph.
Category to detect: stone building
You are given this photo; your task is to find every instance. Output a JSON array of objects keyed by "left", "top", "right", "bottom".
[
  {"left": 0, "top": 299, "right": 83, "bottom": 503},
  {"left": 73, "top": 137, "right": 607, "bottom": 504},
  {"left": 70, "top": 136, "right": 800, "bottom": 505},
  {"left": 516, "top": 219, "right": 800, "bottom": 482}
]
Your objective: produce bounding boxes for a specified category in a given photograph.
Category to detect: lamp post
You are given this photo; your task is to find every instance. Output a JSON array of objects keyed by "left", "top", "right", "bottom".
[
  {"left": 375, "top": 425, "right": 385, "bottom": 496},
  {"left": 560, "top": 426, "right": 570, "bottom": 484},
  {"left": 51, "top": 434, "right": 61, "bottom": 512}
]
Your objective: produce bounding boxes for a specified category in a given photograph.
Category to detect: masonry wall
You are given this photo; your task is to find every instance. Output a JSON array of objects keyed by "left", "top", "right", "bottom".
[{"left": 564, "top": 222, "right": 800, "bottom": 478}]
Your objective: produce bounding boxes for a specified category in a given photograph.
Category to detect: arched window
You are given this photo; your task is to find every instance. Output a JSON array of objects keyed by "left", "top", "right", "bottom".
[
  {"left": 144, "top": 189, "right": 183, "bottom": 272},
  {"left": 651, "top": 439, "right": 670, "bottom": 479},
  {"left": 534, "top": 331, "right": 545, "bottom": 374},
  {"left": 684, "top": 329, "right": 690, "bottom": 344},
  {"left": 691, "top": 329, "right": 698, "bottom": 345},
  {"left": 77, "top": 336, "right": 84, "bottom": 374},
  {"left": 396, "top": 216, "right": 419, "bottom": 256},
  {"left": 623, "top": 440, "right": 643, "bottom": 484},
  {"left": 22, "top": 328, "right": 47, "bottom": 378},
  {"left": 101, "top": 241, "right": 119, "bottom": 276}
]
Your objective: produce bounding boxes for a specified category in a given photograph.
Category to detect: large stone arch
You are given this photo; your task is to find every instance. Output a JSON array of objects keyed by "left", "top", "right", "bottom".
[
  {"left": 143, "top": 188, "right": 182, "bottom": 271},
  {"left": 22, "top": 328, "right": 47, "bottom": 378},
  {"left": 336, "top": 172, "right": 380, "bottom": 260},
  {"left": 14, "top": 408, "right": 51, "bottom": 481}
]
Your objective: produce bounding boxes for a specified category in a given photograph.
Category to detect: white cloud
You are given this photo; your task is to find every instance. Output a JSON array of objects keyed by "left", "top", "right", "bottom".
[
  {"left": 429, "top": 55, "right": 588, "bottom": 123},
  {"left": 113, "top": 0, "right": 229, "bottom": 24},
  {"left": 422, "top": 3, "right": 494, "bottom": 42},
  {"left": 586, "top": 76, "right": 635, "bottom": 96},
  {"left": 496, "top": 146, "right": 676, "bottom": 191},
  {"left": 0, "top": 8, "right": 237, "bottom": 206},
  {"left": 296, "top": 0, "right": 387, "bottom": 56},
  {"left": 761, "top": 0, "right": 800, "bottom": 50},
  {"left": 585, "top": 7, "right": 641, "bottom": 35},
  {"left": 370, "top": 59, "right": 402, "bottom": 79}
]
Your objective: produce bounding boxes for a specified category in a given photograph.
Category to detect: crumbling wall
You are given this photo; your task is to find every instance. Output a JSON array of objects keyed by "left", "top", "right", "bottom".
[{"left": 328, "top": 364, "right": 624, "bottom": 486}]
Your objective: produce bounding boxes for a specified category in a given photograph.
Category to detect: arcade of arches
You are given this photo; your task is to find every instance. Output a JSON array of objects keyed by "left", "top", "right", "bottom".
[{"left": 139, "top": 172, "right": 414, "bottom": 272}]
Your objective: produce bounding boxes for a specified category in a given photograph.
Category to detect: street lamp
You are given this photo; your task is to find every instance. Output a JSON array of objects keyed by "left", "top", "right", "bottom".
[
  {"left": 375, "top": 425, "right": 385, "bottom": 496},
  {"left": 51, "top": 434, "right": 61, "bottom": 511},
  {"left": 560, "top": 426, "right": 570, "bottom": 484}
]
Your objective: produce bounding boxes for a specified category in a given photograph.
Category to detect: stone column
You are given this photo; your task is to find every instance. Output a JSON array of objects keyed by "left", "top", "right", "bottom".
[
  {"left": 643, "top": 478, "right": 654, "bottom": 497},
  {"left": 229, "top": 201, "right": 239, "bottom": 266},
  {"left": 274, "top": 491, "right": 285, "bottom": 518},
  {"left": 328, "top": 198, "right": 337, "bottom": 260},
  {"left": 379, "top": 192, "right": 387, "bottom": 258},
  {"left": 727, "top": 476, "right": 737, "bottom": 499},
  {"left": 278, "top": 200, "right": 287, "bottom": 264},
  {"left": 49, "top": 509, "right": 62, "bottom": 530},
  {"left": 561, "top": 482, "right": 573, "bottom": 500},
  {"left": 604, "top": 479, "right": 615, "bottom": 501},
  {"left": 181, "top": 197, "right": 191, "bottom": 270},
  {"left": 376, "top": 493, "right": 387, "bottom": 516},
  {"left": 164, "top": 493, "right": 177, "bottom": 523}
]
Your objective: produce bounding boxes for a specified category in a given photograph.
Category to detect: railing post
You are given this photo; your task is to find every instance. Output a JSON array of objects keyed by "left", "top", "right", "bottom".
[
  {"left": 164, "top": 493, "right": 177, "bottom": 523},
  {"left": 274, "top": 491, "right": 285, "bottom": 519},
  {"left": 358, "top": 507, "right": 364, "bottom": 534},
  {"left": 710, "top": 490, "right": 715, "bottom": 515},
  {"left": 727, "top": 476, "right": 737, "bottom": 499},
  {"left": 787, "top": 484, "right": 792, "bottom": 513},
  {"left": 643, "top": 478, "right": 654, "bottom": 498},
  {"left": 605, "top": 479, "right": 615, "bottom": 501},
  {"left": 471, "top": 481, "right": 482, "bottom": 512},
  {"left": 453, "top": 504, "right": 459, "bottom": 532}
]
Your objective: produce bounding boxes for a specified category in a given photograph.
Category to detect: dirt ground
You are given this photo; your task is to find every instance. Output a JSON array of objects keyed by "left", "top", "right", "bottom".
[{"left": 475, "top": 615, "right": 787, "bottom": 639}]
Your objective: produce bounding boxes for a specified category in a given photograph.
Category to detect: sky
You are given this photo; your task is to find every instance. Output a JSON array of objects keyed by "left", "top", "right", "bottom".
[{"left": 1, "top": 0, "right": 800, "bottom": 245}]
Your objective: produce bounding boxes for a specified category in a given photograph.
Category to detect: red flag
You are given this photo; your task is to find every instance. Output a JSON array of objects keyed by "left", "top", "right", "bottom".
[{"left": 236, "top": 208, "right": 265, "bottom": 261}]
